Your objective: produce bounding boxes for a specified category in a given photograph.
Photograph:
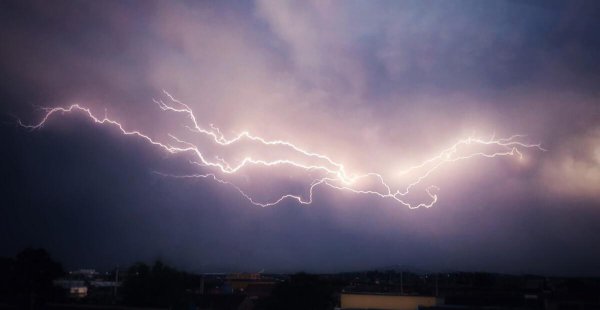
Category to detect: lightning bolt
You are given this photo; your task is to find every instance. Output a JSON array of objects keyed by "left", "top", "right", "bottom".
[{"left": 19, "top": 92, "right": 545, "bottom": 209}]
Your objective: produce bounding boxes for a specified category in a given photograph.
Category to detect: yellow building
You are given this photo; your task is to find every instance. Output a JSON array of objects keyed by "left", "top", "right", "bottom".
[
  {"left": 225, "top": 273, "right": 276, "bottom": 292},
  {"left": 341, "top": 293, "right": 443, "bottom": 310}
]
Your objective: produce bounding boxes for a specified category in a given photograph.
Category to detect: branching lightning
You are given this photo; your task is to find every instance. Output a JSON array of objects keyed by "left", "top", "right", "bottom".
[{"left": 19, "top": 92, "right": 545, "bottom": 209}]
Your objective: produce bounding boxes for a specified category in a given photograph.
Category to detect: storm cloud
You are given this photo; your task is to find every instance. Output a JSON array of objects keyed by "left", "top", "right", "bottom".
[{"left": 1, "top": 0, "right": 599, "bottom": 275}]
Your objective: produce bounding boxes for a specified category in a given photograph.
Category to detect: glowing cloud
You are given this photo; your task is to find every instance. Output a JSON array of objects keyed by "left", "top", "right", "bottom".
[{"left": 19, "top": 93, "right": 545, "bottom": 209}]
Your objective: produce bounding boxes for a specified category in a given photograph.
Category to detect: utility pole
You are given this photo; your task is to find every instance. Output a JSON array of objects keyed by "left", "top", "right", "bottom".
[
  {"left": 200, "top": 275, "right": 205, "bottom": 295},
  {"left": 435, "top": 273, "right": 439, "bottom": 296},
  {"left": 113, "top": 266, "right": 119, "bottom": 302},
  {"left": 400, "top": 271, "right": 404, "bottom": 295}
]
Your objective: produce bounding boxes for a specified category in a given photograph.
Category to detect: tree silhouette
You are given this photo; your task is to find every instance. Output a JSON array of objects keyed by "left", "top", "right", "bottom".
[
  {"left": 121, "top": 260, "right": 199, "bottom": 308},
  {"left": 0, "top": 248, "right": 64, "bottom": 309},
  {"left": 255, "top": 273, "right": 337, "bottom": 310}
]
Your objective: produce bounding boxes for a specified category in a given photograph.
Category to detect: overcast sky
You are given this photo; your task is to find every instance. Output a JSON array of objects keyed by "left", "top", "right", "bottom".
[{"left": 1, "top": 0, "right": 599, "bottom": 275}]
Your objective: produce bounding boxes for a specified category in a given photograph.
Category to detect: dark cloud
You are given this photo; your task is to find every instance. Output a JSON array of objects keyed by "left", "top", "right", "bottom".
[{"left": 1, "top": 0, "right": 599, "bottom": 275}]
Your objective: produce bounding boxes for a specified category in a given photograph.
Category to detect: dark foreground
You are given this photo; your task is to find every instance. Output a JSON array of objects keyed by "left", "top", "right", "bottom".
[{"left": 1, "top": 249, "right": 599, "bottom": 310}]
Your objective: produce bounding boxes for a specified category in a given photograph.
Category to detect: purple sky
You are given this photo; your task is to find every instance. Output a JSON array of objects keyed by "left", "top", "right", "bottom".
[{"left": 1, "top": 0, "right": 599, "bottom": 275}]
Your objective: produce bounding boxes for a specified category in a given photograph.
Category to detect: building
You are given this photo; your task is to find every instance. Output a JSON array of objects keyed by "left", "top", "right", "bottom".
[
  {"left": 225, "top": 273, "right": 276, "bottom": 293},
  {"left": 340, "top": 293, "right": 443, "bottom": 310},
  {"left": 53, "top": 280, "right": 88, "bottom": 299}
]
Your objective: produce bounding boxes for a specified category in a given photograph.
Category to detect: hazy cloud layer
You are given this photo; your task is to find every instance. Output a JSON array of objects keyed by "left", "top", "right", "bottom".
[{"left": 1, "top": 0, "right": 599, "bottom": 275}]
